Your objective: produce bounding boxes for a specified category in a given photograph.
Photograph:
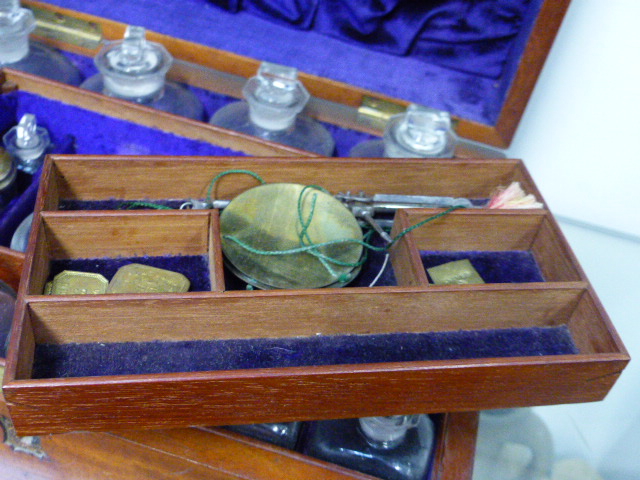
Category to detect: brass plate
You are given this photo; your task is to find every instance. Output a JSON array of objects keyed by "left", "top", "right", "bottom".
[
  {"left": 30, "top": 5, "right": 103, "bottom": 50},
  {"left": 220, "top": 183, "right": 363, "bottom": 289}
]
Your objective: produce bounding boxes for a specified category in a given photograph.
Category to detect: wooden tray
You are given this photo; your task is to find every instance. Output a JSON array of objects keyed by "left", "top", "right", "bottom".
[
  {"left": 20, "top": 0, "right": 571, "bottom": 148},
  {"left": 0, "top": 247, "right": 478, "bottom": 480},
  {"left": 2, "top": 155, "right": 628, "bottom": 435}
]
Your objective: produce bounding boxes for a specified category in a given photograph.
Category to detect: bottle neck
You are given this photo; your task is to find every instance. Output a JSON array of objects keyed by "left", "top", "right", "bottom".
[
  {"left": 2, "top": 114, "right": 50, "bottom": 166},
  {"left": 95, "top": 26, "right": 171, "bottom": 101},
  {"left": 0, "top": 0, "right": 35, "bottom": 64},
  {"left": 358, "top": 415, "right": 419, "bottom": 449},
  {"left": 383, "top": 106, "right": 455, "bottom": 158},
  {"left": 244, "top": 62, "right": 309, "bottom": 131}
]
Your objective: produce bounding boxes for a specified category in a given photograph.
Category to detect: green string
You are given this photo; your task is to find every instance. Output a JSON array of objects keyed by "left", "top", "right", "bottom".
[
  {"left": 117, "top": 169, "right": 464, "bottom": 280},
  {"left": 206, "top": 169, "right": 265, "bottom": 205},
  {"left": 119, "top": 201, "right": 173, "bottom": 210},
  {"left": 223, "top": 205, "right": 463, "bottom": 266}
]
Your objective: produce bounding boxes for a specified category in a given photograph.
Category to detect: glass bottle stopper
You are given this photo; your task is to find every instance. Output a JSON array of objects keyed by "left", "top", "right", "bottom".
[
  {"left": 3, "top": 114, "right": 50, "bottom": 172},
  {"left": 358, "top": 415, "right": 420, "bottom": 449},
  {"left": 243, "top": 62, "right": 311, "bottom": 131},
  {"left": 0, "top": 0, "right": 35, "bottom": 64},
  {"left": 94, "top": 25, "right": 172, "bottom": 100},
  {"left": 384, "top": 104, "right": 456, "bottom": 158}
]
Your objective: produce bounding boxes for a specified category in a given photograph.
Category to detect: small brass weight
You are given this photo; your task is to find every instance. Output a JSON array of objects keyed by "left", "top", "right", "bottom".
[{"left": 220, "top": 183, "right": 364, "bottom": 289}]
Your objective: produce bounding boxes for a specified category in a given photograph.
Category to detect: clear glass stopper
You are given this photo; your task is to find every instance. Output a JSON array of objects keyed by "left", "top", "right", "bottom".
[
  {"left": 95, "top": 25, "right": 172, "bottom": 100},
  {"left": 0, "top": 0, "right": 35, "bottom": 64},
  {"left": 3, "top": 114, "right": 50, "bottom": 173},
  {"left": 358, "top": 415, "right": 420, "bottom": 449},
  {"left": 243, "top": 61, "right": 310, "bottom": 131},
  {"left": 384, "top": 104, "right": 456, "bottom": 158}
]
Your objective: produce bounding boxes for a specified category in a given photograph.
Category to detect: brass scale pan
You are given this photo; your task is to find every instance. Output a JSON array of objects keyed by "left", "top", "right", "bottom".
[{"left": 220, "top": 183, "right": 364, "bottom": 290}]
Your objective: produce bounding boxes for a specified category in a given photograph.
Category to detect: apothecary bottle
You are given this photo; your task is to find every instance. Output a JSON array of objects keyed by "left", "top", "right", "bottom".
[
  {"left": 81, "top": 25, "right": 204, "bottom": 120},
  {"left": 0, "top": 279, "right": 16, "bottom": 357},
  {"left": 3, "top": 113, "right": 50, "bottom": 174},
  {"left": 210, "top": 61, "right": 335, "bottom": 156},
  {"left": 0, "top": 0, "right": 82, "bottom": 84},
  {"left": 301, "top": 415, "right": 435, "bottom": 480},
  {"left": 350, "top": 104, "right": 456, "bottom": 158},
  {"left": 0, "top": 147, "right": 17, "bottom": 209},
  {"left": 225, "top": 422, "right": 302, "bottom": 450}
]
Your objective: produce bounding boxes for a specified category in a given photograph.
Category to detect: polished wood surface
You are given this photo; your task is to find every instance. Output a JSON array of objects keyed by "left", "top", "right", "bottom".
[{"left": 0, "top": 241, "right": 477, "bottom": 480}]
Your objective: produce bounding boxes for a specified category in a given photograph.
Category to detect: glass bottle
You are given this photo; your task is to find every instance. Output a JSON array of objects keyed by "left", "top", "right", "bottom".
[
  {"left": 3, "top": 113, "right": 50, "bottom": 174},
  {"left": 350, "top": 104, "right": 456, "bottom": 158},
  {"left": 0, "top": 147, "right": 17, "bottom": 209},
  {"left": 349, "top": 104, "right": 506, "bottom": 159},
  {"left": 301, "top": 415, "right": 435, "bottom": 480},
  {"left": 0, "top": 0, "right": 82, "bottom": 85},
  {"left": 473, "top": 408, "right": 554, "bottom": 480},
  {"left": 225, "top": 422, "right": 302, "bottom": 450},
  {"left": 210, "top": 62, "right": 335, "bottom": 156},
  {"left": 0, "top": 279, "right": 16, "bottom": 358},
  {"left": 81, "top": 25, "right": 204, "bottom": 120}
]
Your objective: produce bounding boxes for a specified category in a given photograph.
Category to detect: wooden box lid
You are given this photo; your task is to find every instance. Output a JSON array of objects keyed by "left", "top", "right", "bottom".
[
  {"left": 2, "top": 155, "right": 628, "bottom": 435},
  {"left": 21, "top": 0, "right": 571, "bottom": 148}
]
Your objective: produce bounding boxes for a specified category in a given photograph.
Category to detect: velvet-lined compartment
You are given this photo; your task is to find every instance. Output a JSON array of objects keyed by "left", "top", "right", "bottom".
[
  {"left": 391, "top": 209, "right": 583, "bottom": 287},
  {"left": 24, "top": 210, "right": 223, "bottom": 297},
  {"left": 43, "top": 0, "right": 544, "bottom": 126},
  {"left": 31, "top": 326, "right": 577, "bottom": 379},
  {"left": 21, "top": 204, "right": 583, "bottom": 380}
]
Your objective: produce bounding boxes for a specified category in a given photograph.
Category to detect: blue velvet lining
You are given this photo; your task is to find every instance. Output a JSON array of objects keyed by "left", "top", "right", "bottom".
[
  {"left": 31, "top": 325, "right": 577, "bottom": 379},
  {"left": 41, "top": 0, "right": 544, "bottom": 125}
]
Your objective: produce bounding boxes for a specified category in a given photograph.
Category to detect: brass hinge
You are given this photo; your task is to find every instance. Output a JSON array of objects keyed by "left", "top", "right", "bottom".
[
  {"left": 29, "top": 5, "right": 103, "bottom": 50},
  {"left": 356, "top": 96, "right": 407, "bottom": 131}
]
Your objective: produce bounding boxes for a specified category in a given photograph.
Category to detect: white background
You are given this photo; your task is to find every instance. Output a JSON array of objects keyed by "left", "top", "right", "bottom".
[{"left": 506, "top": 1, "right": 639, "bottom": 478}]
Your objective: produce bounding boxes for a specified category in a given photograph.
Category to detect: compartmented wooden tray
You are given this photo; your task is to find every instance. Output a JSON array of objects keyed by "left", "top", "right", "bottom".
[
  {"left": 3, "top": 155, "right": 628, "bottom": 435},
  {"left": 0, "top": 247, "right": 478, "bottom": 480}
]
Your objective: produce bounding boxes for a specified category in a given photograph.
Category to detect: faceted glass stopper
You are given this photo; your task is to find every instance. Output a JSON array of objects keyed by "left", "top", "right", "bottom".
[
  {"left": 0, "top": 0, "right": 35, "bottom": 64},
  {"left": 3, "top": 113, "right": 50, "bottom": 173},
  {"left": 244, "top": 61, "right": 311, "bottom": 130},
  {"left": 95, "top": 25, "right": 172, "bottom": 99},
  {"left": 358, "top": 415, "right": 421, "bottom": 449},
  {"left": 384, "top": 104, "right": 456, "bottom": 158}
]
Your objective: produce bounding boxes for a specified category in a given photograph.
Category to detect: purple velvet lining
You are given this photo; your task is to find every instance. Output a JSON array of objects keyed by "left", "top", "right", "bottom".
[
  {"left": 422, "top": 251, "right": 545, "bottom": 284},
  {"left": 31, "top": 325, "right": 577, "bottom": 379},
  {"left": 48, "top": 255, "right": 211, "bottom": 292},
  {"left": 41, "top": 0, "right": 544, "bottom": 125}
]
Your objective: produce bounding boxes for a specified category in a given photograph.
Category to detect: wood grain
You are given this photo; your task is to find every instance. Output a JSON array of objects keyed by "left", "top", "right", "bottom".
[
  {"left": 4, "top": 354, "right": 627, "bottom": 435},
  {"left": 23, "top": 285, "right": 584, "bottom": 344},
  {"left": 45, "top": 155, "right": 535, "bottom": 204},
  {"left": 433, "top": 412, "right": 479, "bottom": 480},
  {"left": 0, "top": 247, "right": 24, "bottom": 292}
]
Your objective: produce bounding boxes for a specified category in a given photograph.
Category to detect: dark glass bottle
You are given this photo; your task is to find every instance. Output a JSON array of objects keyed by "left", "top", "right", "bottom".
[
  {"left": 301, "top": 415, "right": 435, "bottom": 480},
  {"left": 225, "top": 422, "right": 302, "bottom": 450}
]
